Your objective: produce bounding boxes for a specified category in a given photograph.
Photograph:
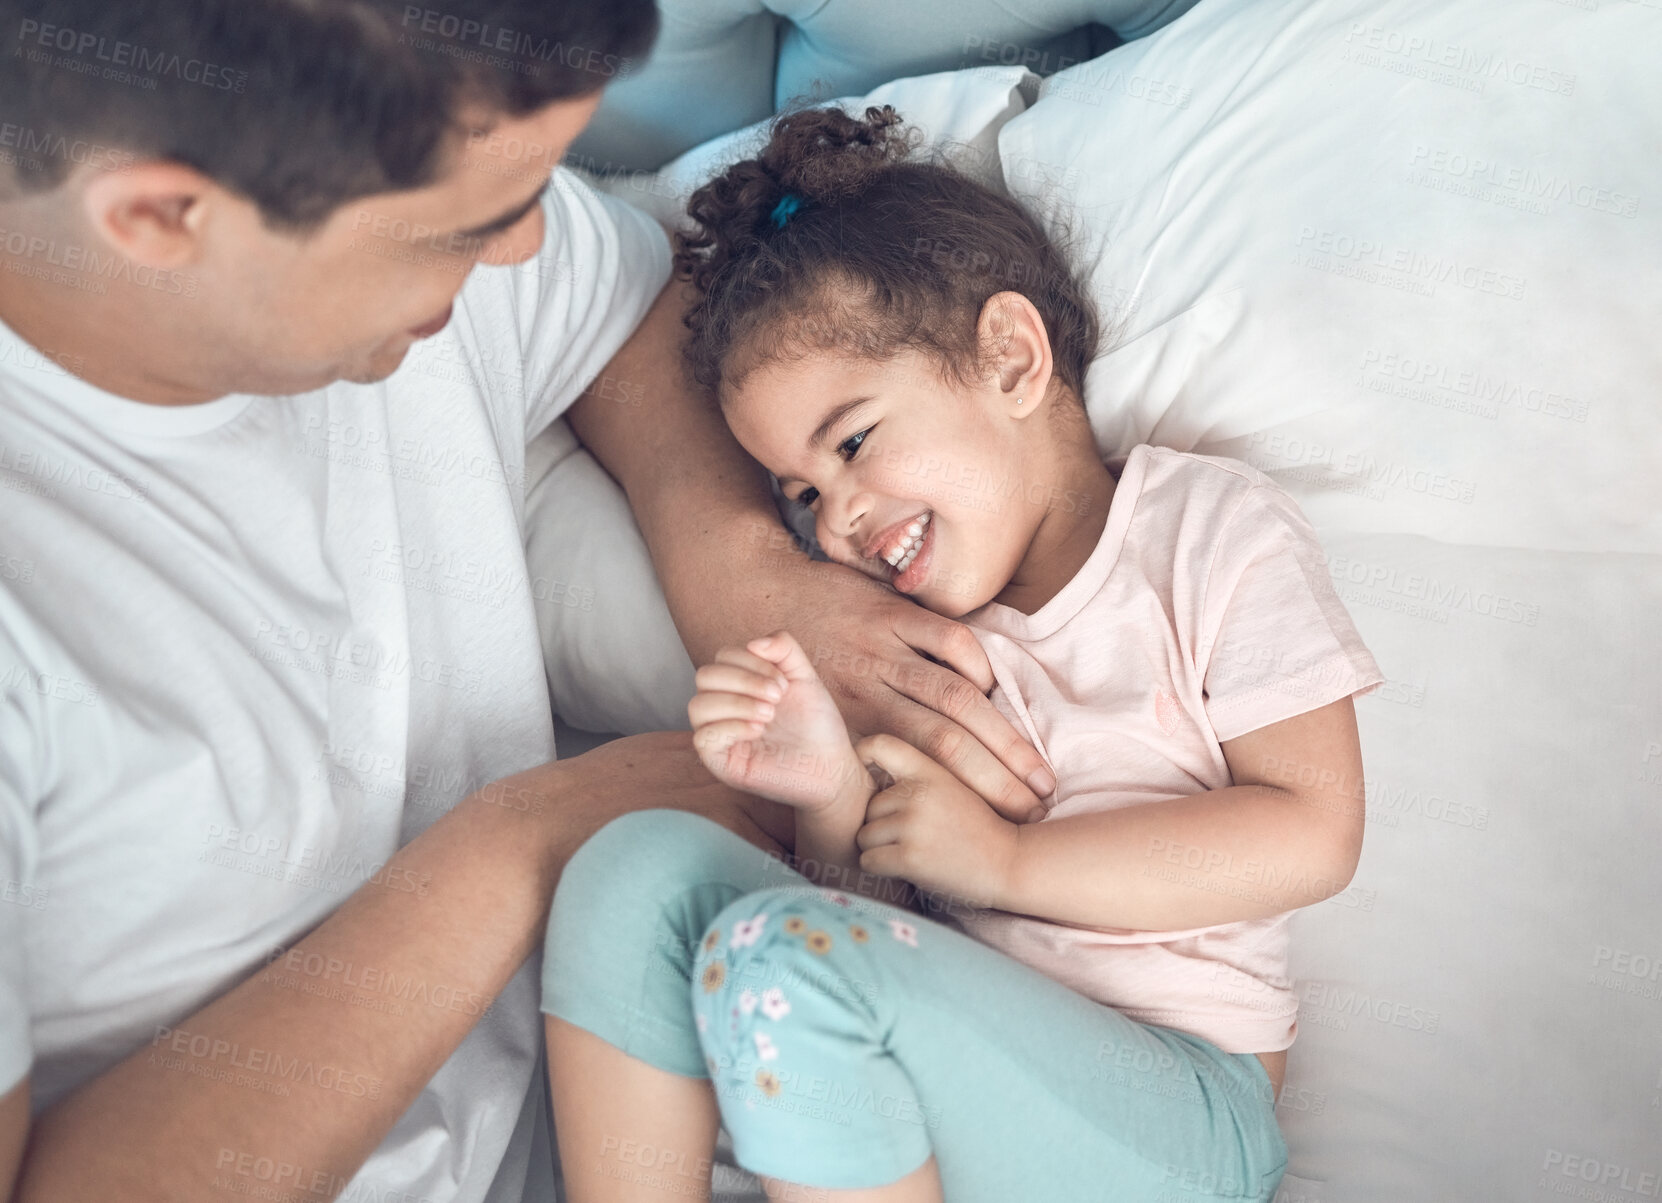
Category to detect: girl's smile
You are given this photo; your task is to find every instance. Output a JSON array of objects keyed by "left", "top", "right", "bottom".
[{"left": 871, "top": 510, "right": 934, "bottom": 593}]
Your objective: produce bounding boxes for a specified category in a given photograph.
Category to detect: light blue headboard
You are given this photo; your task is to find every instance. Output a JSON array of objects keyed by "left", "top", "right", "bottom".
[{"left": 569, "top": 0, "right": 1202, "bottom": 172}]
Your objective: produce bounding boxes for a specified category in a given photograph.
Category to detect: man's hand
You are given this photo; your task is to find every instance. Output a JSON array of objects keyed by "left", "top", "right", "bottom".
[
  {"left": 853, "top": 734, "right": 1025, "bottom": 911},
  {"left": 9, "top": 730, "right": 779, "bottom": 1203}
]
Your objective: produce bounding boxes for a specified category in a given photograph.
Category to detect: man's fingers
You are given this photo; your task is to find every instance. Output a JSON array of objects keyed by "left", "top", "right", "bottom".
[
  {"left": 903, "top": 712, "right": 1045, "bottom": 822},
  {"left": 853, "top": 699, "right": 1046, "bottom": 821},
  {"left": 885, "top": 663, "right": 1054, "bottom": 811},
  {"left": 881, "top": 612, "right": 1055, "bottom": 807},
  {"left": 891, "top": 607, "right": 994, "bottom": 694}
]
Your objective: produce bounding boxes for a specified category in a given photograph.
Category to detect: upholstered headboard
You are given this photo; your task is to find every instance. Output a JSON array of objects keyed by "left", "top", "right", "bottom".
[{"left": 567, "top": 0, "right": 1201, "bottom": 171}]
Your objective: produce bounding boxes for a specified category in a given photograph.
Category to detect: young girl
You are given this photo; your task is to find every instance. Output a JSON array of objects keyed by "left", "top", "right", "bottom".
[{"left": 541, "top": 105, "right": 1382, "bottom": 1203}]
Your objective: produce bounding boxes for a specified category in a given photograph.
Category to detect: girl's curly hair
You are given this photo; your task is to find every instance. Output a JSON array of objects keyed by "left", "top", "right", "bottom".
[{"left": 673, "top": 104, "right": 1100, "bottom": 404}]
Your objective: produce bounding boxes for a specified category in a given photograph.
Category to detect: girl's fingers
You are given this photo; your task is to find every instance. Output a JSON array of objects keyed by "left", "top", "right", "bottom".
[
  {"left": 853, "top": 732, "right": 935, "bottom": 783},
  {"left": 861, "top": 784, "right": 906, "bottom": 822},
  {"left": 854, "top": 813, "right": 902, "bottom": 851},
  {"left": 857, "top": 844, "right": 905, "bottom": 880},
  {"left": 711, "top": 645, "right": 790, "bottom": 692},
  {"left": 745, "top": 630, "right": 817, "bottom": 683},
  {"left": 691, "top": 719, "right": 766, "bottom": 758},
  {"left": 688, "top": 690, "right": 775, "bottom": 731},
  {"left": 694, "top": 663, "right": 786, "bottom": 703}
]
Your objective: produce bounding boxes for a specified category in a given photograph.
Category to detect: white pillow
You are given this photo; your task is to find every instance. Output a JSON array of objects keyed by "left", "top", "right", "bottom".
[
  {"left": 523, "top": 419, "right": 698, "bottom": 735},
  {"left": 528, "top": 66, "right": 1039, "bottom": 736},
  {"left": 998, "top": 0, "right": 1659, "bottom": 554},
  {"left": 573, "top": 64, "right": 1037, "bottom": 228}
]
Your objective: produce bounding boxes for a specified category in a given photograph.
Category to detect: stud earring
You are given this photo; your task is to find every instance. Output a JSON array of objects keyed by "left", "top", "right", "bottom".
[{"left": 1017, "top": 396, "right": 1025, "bottom": 405}]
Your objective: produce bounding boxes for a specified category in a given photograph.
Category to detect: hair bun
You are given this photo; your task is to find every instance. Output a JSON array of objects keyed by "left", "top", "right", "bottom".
[
  {"left": 765, "top": 104, "right": 913, "bottom": 203},
  {"left": 676, "top": 106, "right": 914, "bottom": 295}
]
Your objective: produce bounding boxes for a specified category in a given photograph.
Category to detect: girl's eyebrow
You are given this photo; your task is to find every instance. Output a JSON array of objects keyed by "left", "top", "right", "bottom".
[{"left": 809, "top": 396, "right": 873, "bottom": 450}]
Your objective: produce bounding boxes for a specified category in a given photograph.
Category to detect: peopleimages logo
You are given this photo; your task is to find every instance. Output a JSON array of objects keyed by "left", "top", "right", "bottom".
[
  {"left": 0, "top": 122, "right": 133, "bottom": 172},
  {"left": 1540, "top": 1149, "right": 1661, "bottom": 1198},
  {"left": 1300, "top": 981, "right": 1441, "bottom": 1034},
  {"left": 16, "top": 19, "right": 249, "bottom": 92},
  {"left": 1294, "top": 226, "right": 1526, "bottom": 301},
  {"left": 1408, "top": 144, "right": 1639, "bottom": 219},
  {"left": 1341, "top": 22, "right": 1576, "bottom": 97},
  {"left": 1358, "top": 348, "right": 1591, "bottom": 424},
  {"left": 1321, "top": 553, "right": 1538, "bottom": 626},
  {"left": 398, "top": 5, "right": 636, "bottom": 79}
]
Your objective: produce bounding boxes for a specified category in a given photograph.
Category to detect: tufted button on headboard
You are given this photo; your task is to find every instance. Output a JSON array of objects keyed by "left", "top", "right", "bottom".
[{"left": 567, "top": 0, "right": 1201, "bottom": 172}]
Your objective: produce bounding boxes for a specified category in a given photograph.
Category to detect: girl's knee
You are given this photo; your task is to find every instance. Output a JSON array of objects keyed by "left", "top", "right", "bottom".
[
  {"left": 548, "top": 808, "right": 748, "bottom": 974},
  {"left": 555, "top": 808, "right": 730, "bottom": 906}
]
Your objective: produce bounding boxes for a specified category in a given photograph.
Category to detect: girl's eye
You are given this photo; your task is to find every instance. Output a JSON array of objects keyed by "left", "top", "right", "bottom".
[{"left": 788, "top": 425, "right": 870, "bottom": 506}]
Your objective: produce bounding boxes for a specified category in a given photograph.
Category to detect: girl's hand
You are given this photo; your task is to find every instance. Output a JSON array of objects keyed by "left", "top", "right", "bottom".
[
  {"left": 689, "top": 630, "right": 871, "bottom": 815},
  {"left": 853, "top": 734, "right": 1024, "bottom": 910}
]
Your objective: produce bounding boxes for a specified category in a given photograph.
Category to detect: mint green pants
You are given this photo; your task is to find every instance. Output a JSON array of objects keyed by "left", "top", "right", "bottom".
[{"left": 542, "top": 809, "right": 1288, "bottom": 1200}]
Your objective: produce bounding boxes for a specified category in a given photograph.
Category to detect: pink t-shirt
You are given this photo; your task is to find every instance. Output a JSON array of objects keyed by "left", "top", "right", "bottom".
[{"left": 951, "top": 444, "right": 1384, "bottom": 1053}]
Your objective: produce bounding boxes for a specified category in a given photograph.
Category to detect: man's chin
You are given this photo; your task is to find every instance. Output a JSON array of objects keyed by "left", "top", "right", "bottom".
[{"left": 339, "top": 342, "right": 413, "bottom": 386}]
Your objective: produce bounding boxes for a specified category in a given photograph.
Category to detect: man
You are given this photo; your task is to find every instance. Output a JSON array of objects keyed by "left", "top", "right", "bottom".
[{"left": 0, "top": 2, "right": 1054, "bottom": 1200}]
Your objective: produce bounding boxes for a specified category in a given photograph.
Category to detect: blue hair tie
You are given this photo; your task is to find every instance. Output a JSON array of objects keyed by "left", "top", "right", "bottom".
[{"left": 770, "top": 193, "right": 803, "bottom": 229}]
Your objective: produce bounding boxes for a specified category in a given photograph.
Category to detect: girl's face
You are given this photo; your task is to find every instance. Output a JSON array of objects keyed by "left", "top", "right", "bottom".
[{"left": 722, "top": 346, "right": 1052, "bottom": 619}]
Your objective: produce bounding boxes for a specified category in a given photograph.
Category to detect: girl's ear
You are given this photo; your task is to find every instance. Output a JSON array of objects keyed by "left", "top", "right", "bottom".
[{"left": 976, "top": 291, "right": 1055, "bottom": 420}]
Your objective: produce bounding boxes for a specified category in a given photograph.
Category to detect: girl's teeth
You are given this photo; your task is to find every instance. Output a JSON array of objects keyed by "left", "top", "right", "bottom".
[{"left": 882, "top": 513, "right": 931, "bottom": 568}]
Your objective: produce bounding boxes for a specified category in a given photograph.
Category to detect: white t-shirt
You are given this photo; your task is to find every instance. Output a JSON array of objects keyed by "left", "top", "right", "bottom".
[{"left": 0, "top": 168, "right": 671, "bottom": 1202}]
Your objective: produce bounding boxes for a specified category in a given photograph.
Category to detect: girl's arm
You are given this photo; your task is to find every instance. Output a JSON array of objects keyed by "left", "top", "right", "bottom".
[{"left": 995, "top": 697, "right": 1366, "bottom": 930}]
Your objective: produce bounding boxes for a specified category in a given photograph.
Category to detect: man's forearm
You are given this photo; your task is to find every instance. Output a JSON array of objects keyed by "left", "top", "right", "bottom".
[
  {"left": 568, "top": 279, "right": 807, "bottom": 663},
  {"left": 16, "top": 766, "right": 600, "bottom": 1202}
]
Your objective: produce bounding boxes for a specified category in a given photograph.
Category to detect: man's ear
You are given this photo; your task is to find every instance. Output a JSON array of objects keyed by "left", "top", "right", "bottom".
[
  {"left": 79, "top": 161, "right": 222, "bottom": 269},
  {"left": 977, "top": 290, "right": 1055, "bottom": 419}
]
